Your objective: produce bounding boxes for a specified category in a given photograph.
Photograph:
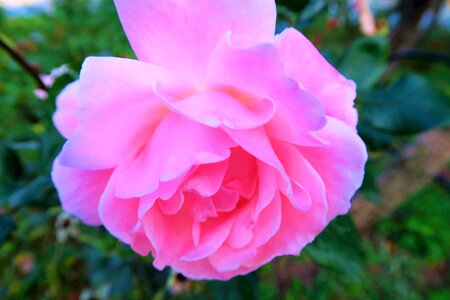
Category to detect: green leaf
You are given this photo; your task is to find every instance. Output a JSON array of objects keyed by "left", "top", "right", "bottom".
[
  {"left": 0, "top": 142, "right": 23, "bottom": 183},
  {"left": 8, "top": 176, "right": 52, "bottom": 208},
  {"left": 0, "top": 215, "right": 15, "bottom": 243},
  {"left": 208, "top": 273, "right": 260, "bottom": 300},
  {"left": 338, "top": 37, "right": 389, "bottom": 90},
  {"left": 305, "top": 215, "right": 364, "bottom": 281},
  {"left": 362, "top": 74, "right": 450, "bottom": 134}
]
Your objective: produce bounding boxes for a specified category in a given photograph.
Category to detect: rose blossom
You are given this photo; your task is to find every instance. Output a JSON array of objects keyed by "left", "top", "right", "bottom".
[{"left": 52, "top": 0, "right": 367, "bottom": 280}]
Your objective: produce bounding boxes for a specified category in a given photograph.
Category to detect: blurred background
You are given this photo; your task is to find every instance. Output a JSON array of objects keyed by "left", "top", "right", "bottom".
[{"left": 0, "top": 0, "right": 449, "bottom": 299}]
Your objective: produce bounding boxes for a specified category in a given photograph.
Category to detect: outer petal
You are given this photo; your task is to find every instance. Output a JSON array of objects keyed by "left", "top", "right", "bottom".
[
  {"left": 115, "top": 113, "right": 236, "bottom": 198},
  {"left": 59, "top": 57, "right": 193, "bottom": 170},
  {"left": 274, "top": 28, "right": 358, "bottom": 128},
  {"left": 208, "top": 36, "right": 326, "bottom": 145},
  {"left": 51, "top": 157, "right": 112, "bottom": 226},
  {"left": 53, "top": 80, "right": 79, "bottom": 139},
  {"left": 298, "top": 117, "right": 367, "bottom": 221},
  {"left": 113, "top": 0, "right": 276, "bottom": 84}
]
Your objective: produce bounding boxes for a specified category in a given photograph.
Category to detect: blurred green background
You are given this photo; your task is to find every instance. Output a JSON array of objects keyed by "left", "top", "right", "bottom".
[{"left": 0, "top": 0, "right": 449, "bottom": 299}]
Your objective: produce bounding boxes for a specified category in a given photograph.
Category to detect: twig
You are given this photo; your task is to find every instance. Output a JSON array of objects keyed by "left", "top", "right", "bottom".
[{"left": 0, "top": 32, "right": 47, "bottom": 90}]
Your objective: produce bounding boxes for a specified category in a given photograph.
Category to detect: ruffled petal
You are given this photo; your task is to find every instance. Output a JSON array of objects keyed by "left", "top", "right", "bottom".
[
  {"left": 51, "top": 157, "right": 112, "bottom": 226},
  {"left": 113, "top": 0, "right": 276, "bottom": 84},
  {"left": 53, "top": 80, "right": 79, "bottom": 139},
  {"left": 59, "top": 57, "right": 192, "bottom": 170},
  {"left": 298, "top": 117, "right": 367, "bottom": 221},
  {"left": 156, "top": 86, "right": 275, "bottom": 130},
  {"left": 207, "top": 35, "right": 326, "bottom": 144},
  {"left": 115, "top": 113, "right": 236, "bottom": 198},
  {"left": 274, "top": 28, "right": 358, "bottom": 128}
]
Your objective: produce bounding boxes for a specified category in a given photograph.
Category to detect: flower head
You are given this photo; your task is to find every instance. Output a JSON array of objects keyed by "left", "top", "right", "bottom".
[{"left": 52, "top": 0, "right": 367, "bottom": 280}]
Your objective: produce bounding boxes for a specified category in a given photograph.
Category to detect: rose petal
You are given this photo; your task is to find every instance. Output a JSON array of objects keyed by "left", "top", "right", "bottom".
[
  {"left": 53, "top": 81, "right": 79, "bottom": 139},
  {"left": 51, "top": 157, "right": 112, "bottom": 226},
  {"left": 156, "top": 86, "right": 275, "bottom": 130},
  {"left": 59, "top": 57, "right": 192, "bottom": 170},
  {"left": 113, "top": 0, "right": 276, "bottom": 84},
  {"left": 274, "top": 28, "right": 358, "bottom": 128},
  {"left": 298, "top": 117, "right": 367, "bottom": 221},
  {"left": 115, "top": 113, "right": 236, "bottom": 198},
  {"left": 207, "top": 35, "right": 327, "bottom": 144}
]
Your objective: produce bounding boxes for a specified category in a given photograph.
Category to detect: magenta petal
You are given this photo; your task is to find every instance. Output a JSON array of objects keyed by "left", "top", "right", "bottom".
[
  {"left": 115, "top": 113, "right": 235, "bottom": 198},
  {"left": 113, "top": 0, "right": 276, "bottom": 84},
  {"left": 53, "top": 81, "right": 79, "bottom": 139},
  {"left": 275, "top": 28, "right": 358, "bottom": 128}
]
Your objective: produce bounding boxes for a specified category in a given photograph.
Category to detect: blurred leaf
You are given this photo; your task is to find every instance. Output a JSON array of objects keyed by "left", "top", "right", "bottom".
[
  {"left": 0, "top": 143, "right": 23, "bottom": 183},
  {"left": 8, "top": 176, "right": 52, "bottom": 208},
  {"left": 208, "top": 273, "right": 259, "bottom": 300},
  {"left": 306, "top": 215, "right": 364, "bottom": 281},
  {"left": 0, "top": 215, "right": 15, "bottom": 243},
  {"left": 277, "top": 0, "right": 312, "bottom": 12},
  {"left": 338, "top": 37, "right": 389, "bottom": 90},
  {"left": 362, "top": 74, "right": 450, "bottom": 134}
]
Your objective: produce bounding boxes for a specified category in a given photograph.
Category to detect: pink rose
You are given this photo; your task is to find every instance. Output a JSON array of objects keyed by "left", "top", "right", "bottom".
[{"left": 52, "top": 0, "right": 367, "bottom": 280}]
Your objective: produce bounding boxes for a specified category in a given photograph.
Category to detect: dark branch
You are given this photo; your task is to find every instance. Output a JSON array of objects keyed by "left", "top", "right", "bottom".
[{"left": 0, "top": 34, "right": 47, "bottom": 90}]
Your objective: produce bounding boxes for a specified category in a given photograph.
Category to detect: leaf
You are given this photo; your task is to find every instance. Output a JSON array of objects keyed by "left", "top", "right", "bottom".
[
  {"left": 208, "top": 273, "right": 259, "bottom": 300},
  {"left": 362, "top": 74, "right": 450, "bottom": 134},
  {"left": 338, "top": 37, "right": 389, "bottom": 90},
  {"left": 0, "top": 215, "right": 15, "bottom": 244},
  {"left": 8, "top": 176, "right": 52, "bottom": 208},
  {"left": 0, "top": 143, "right": 23, "bottom": 183},
  {"left": 305, "top": 215, "right": 364, "bottom": 282}
]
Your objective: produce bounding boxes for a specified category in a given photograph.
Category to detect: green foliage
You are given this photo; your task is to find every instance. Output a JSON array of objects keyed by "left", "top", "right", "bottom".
[
  {"left": 0, "top": 0, "right": 449, "bottom": 299},
  {"left": 362, "top": 74, "right": 450, "bottom": 134}
]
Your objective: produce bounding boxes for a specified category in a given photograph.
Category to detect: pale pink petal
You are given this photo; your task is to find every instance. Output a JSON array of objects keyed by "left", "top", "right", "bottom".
[
  {"left": 207, "top": 36, "right": 327, "bottom": 144},
  {"left": 115, "top": 113, "right": 236, "bottom": 198},
  {"left": 59, "top": 57, "right": 192, "bottom": 170},
  {"left": 51, "top": 157, "right": 112, "bottom": 226},
  {"left": 298, "top": 117, "right": 367, "bottom": 221},
  {"left": 274, "top": 28, "right": 358, "bottom": 128},
  {"left": 113, "top": 0, "right": 276, "bottom": 84},
  {"left": 53, "top": 81, "right": 79, "bottom": 139},
  {"left": 156, "top": 87, "right": 275, "bottom": 129}
]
